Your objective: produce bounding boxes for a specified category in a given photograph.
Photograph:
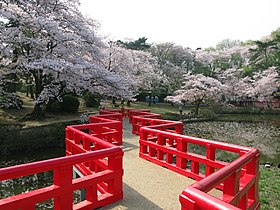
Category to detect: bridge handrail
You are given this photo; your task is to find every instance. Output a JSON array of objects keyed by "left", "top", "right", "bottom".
[
  {"left": 95, "top": 112, "right": 123, "bottom": 121},
  {"left": 0, "top": 110, "right": 124, "bottom": 210},
  {"left": 0, "top": 147, "right": 123, "bottom": 210},
  {"left": 0, "top": 108, "right": 260, "bottom": 210},
  {"left": 181, "top": 148, "right": 260, "bottom": 209},
  {"left": 66, "top": 125, "right": 118, "bottom": 149},
  {"left": 132, "top": 109, "right": 260, "bottom": 210},
  {"left": 0, "top": 147, "right": 121, "bottom": 181},
  {"left": 141, "top": 126, "right": 252, "bottom": 153}
]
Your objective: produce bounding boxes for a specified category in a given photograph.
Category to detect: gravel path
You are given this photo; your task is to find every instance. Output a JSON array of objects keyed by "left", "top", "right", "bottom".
[{"left": 102, "top": 119, "right": 198, "bottom": 210}]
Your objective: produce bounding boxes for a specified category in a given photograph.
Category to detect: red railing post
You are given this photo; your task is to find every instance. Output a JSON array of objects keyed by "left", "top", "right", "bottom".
[
  {"left": 74, "top": 131, "right": 80, "bottom": 145},
  {"left": 157, "top": 134, "right": 165, "bottom": 160},
  {"left": 180, "top": 194, "right": 197, "bottom": 210},
  {"left": 176, "top": 122, "right": 184, "bottom": 134},
  {"left": 206, "top": 144, "right": 216, "bottom": 176},
  {"left": 176, "top": 138, "right": 187, "bottom": 169},
  {"left": 83, "top": 135, "right": 91, "bottom": 151},
  {"left": 53, "top": 165, "right": 73, "bottom": 210},
  {"left": 107, "top": 150, "right": 124, "bottom": 200},
  {"left": 139, "top": 128, "right": 148, "bottom": 155},
  {"left": 86, "top": 185, "right": 98, "bottom": 204},
  {"left": 191, "top": 161, "right": 200, "bottom": 175},
  {"left": 223, "top": 169, "right": 241, "bottom": 205},
  {"left": 247, "top": 151, "right": 260, "bottom": 208},
  {"left": 117, "top": 122, "right": 123, "bottom": 145}
]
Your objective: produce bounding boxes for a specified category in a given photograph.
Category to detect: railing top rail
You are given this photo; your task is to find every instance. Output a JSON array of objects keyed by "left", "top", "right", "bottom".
[
  {"left": 94, "top": 113, "right": 123, "bottom": 117},
  {"left": 71, "top": 121, "right": 120, "bottom": 129},
  {"left": 133, "top": 116, "right": 179, "bottom": 124},
  {"left": 190, "top": 148, "right": 260, "bottom": 192},
  {"left": 90, "top": 116, "right": 121, "bottom": 122},
  {"left": 66, "top": 126, "right": 117, "bottom": 148},
  {"left": 180, "top": 188, "right": 241, "bottom": 210},
  {"left": 0, "top": 147, "right": 122, "bottom": 181},
  {"left": 140, "top": 127, "right": 252, "bottom": 153}
]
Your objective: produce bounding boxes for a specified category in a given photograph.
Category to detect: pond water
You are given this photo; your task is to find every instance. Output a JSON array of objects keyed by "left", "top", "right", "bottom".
[{"left": 185, "top": 117, "right": 280, "bottom": 164}]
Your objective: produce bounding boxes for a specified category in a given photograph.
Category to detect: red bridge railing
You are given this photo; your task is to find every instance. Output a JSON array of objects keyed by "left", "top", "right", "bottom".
[
  {"left": 0, "top": 108, "right": 261, "bottom": 210},
  {"left": 129, "top": 109, "right": 260, "bottom": 210},
  {"left": 0, "top": 111, "right": 124, "bottom": 210}
]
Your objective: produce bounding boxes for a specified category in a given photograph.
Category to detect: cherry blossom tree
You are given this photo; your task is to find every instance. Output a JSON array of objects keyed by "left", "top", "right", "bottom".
[
  {"left": 0, "top": 0, "right": 134, "bottom": 118},
  {"left": 216, "top": 68, "right": 253, "bottom": 103},
  {"left": 248, "top": 67, "right": 280, "bottom": 106},
  {"left": 216, "top": 39, "right": 242, "bottom": 51},
  {"left": 102, "top": 42, "right": 161, "bottom": 100},
  {"left": 194, "top": 45, "right": 251, "bottom": 76},
  {"left": 166, "top": 73, "right": 225, "bottom": 116},
  {"left": 150, "top": 43, "right": 194, "bottom": 95}
]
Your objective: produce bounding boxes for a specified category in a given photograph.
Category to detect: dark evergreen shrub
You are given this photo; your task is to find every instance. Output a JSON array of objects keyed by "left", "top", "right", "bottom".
[
  {"left": 61, "top": 95, "right": 80, "bottom": 113},
  {"left": 83, "top": 92, "right": 101, "bottom": 108},
  {"left": 46, "top": 95, "right": 79, "bottom": 113}
]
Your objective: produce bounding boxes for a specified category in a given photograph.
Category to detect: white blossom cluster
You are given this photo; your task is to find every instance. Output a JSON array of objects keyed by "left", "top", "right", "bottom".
[
  {"left": 166, "top": 73, "right": 224, "bottom": 105},
  {"left": 0, "top": 0, "right": 279, "bottom": 111},
  {"left": 1, "top": 0, "right": 158, "bottom": 108},
  {"left": 166, "top": 41, "right": 279, "bottom": 106},
  {"left": 0, "top": 87, "right": 23, "bottom": 109}
]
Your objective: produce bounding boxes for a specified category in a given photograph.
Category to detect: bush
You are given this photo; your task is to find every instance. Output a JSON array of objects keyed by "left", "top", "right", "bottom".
[
  {"left": 46, "top": 95, "right": 80, "bottom": 113},
  {"left": 0, "top": 91, "right": 23, "bottom": 109},
  {"left": 46, "top": 101, "right": 62, "bottom": 113},
  {"left": 61, "top": 95, "right": 80, "bottom": 113},
  {"left": 161, "top": 113, "right": 180, "bottom": 121},
  {"left": 83, "top": 92, "right": 101, "bottom": 108},
  {"left": 199, "top": 109, "right": 217, "bottom": 118}
]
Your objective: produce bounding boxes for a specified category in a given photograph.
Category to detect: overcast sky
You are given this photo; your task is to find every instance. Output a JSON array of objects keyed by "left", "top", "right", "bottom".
[{"left": 79, "top": 0, "right": 280, "bottom": 49}]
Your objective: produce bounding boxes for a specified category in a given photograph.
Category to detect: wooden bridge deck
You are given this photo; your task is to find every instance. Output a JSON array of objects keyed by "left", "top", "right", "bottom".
[{"left": 102, "top": 119, "right": 220, "bottom": 210}]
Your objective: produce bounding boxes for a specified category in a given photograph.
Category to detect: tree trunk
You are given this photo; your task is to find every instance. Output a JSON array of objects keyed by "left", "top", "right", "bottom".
[
  {"left": 31, "top": 103, "right": 44, "bottom": 120},
  {"left": 194, "top": 99, "right": 202, "bottom": 116},
  {"left": 8, "top": 73, "right": 17, "bottom": 93},
  {"left": 148, "top": 94, "right": 152, "bottom": 106},
  {"left": 33, "top": 70, "right": 43, "bottom": 99},
  {"left": 26, "top": 85, "right": 29, "bottom": 97},
  {"left": 112, "top": 97, "right": 116, "bottom": 105},
  {"left": 194, "top": 104, "right": 199, "bottom": 116},
  {"left": 30, "top": 85, "right": 34, "bottom": 99}
]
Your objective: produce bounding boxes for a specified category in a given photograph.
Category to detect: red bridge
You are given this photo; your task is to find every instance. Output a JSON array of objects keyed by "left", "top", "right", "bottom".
[{"left": 0, "top": 108, "right": 260, "bottom": 210}]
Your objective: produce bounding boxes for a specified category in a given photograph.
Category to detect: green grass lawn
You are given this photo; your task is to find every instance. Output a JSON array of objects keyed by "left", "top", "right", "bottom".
[
  {"left": 102, "top": 100, "right": 183, "bottom": 114},
  {"left": 259, "top": 166, "right": 280, "bottom": 210}
]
